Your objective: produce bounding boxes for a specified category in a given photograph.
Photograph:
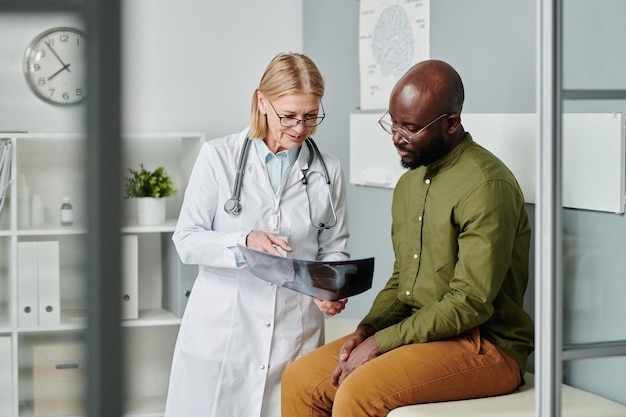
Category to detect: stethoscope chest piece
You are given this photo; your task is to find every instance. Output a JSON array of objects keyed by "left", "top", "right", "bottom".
[{"left": 224, "top": 198, "right": 241, "bottom": 216}]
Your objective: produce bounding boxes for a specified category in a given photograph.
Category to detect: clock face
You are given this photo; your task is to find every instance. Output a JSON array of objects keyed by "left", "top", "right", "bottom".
[{"left": 23, "top": 27, "right": 87, "bottom": 106}]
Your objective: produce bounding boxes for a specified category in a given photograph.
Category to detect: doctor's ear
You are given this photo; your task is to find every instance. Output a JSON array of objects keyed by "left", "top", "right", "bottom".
[{"left": 256, "top": 91, "right": 268, "bottom": 115}]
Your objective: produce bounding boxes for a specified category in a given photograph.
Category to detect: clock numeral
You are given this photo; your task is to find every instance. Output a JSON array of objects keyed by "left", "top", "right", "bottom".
[
  {"left": 33, "top": 64, "right": 41, "bottom": 72},
  {"left": 60, "top": 34, "right": 70, "bottom": 43},
  {"left": 76, "top": 88, "right": 85, "bottom": 97},
  {"left": 62, "top": 92, "right": 70, "bottom": 100},
  {"left": 37, "top": 77, "right": 47, "bottom": 86}
]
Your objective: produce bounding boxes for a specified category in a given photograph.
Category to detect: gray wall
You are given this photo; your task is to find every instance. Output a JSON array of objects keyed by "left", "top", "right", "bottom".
[
  {"left": 302, "top": 0, "right": 537, "bottom": 322},
  {"left": 303, "top": 0, "right": 626, "bottom": 405}
]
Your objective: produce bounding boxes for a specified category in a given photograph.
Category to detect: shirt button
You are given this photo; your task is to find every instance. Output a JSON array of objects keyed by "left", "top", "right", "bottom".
[
  {"left": 413, "top": 253, "right": 418, "bottom": 259},
  {"left": 405, "top": 290, "right": 411, "bottom": 296},
  {"left": 418, "top": 216, "right": 423, "bottom": 221},
  {"left": 267, "top": 282, "right": 274, "bottom": 286},
  {"left": 425, "top": 178, "right": 431, "bottom": 184},
  {"left": 260, "top": 365, "right": 266, "bottom": 370},
  {"left": 265, "top": 322, "right": 272, "bottom": 327}
]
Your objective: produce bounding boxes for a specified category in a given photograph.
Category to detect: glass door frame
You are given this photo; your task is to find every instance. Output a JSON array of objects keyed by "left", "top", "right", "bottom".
[{"left": 0, "top": 1, "right": 124, "bottom": 416}]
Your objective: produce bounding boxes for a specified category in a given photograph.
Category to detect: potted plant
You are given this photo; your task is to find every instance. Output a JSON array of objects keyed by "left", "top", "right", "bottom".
[{"left": 123, "top": 164, "right": 177, "bottom": 225}]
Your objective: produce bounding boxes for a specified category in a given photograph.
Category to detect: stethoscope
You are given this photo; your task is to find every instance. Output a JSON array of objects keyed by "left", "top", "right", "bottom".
[{"left": 223, "top": 137, "right": 338, "bottom": 229}]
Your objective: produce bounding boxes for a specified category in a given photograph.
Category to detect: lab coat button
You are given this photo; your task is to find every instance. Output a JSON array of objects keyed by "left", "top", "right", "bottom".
[
  {"left": 260, "top": 364, "right": 266, "bottom": 370},
  {"left": 265, "top": 322, "right": 271, "bottom": 327}
]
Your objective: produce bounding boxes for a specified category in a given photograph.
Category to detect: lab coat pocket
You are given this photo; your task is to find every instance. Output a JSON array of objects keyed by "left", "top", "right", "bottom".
[{"left": 180, "top": 272, "right": 237, "bottom": 360}]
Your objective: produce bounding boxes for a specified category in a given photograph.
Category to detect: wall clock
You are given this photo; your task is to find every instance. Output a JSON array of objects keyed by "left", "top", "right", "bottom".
[{"left": 23, "top": 27, "right": 87, "bottom": 106}]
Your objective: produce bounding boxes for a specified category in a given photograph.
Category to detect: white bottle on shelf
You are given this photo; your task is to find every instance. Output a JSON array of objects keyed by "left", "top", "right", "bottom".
[
  {"left": 60, "top": 197, "right": 74, "bottom": 226},
  {"left": 17, "top": 174, "right": 30, "bottom": 228},
  {"left": 31, "top": 194, "right": 44, "bottom": 227}
]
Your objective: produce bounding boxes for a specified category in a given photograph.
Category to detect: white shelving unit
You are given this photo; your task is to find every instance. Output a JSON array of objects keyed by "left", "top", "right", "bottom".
[{"left": 0, "top": 132, "right": 204, "bottom": 417}]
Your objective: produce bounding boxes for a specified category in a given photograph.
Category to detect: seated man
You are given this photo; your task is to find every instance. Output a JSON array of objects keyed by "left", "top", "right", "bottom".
[{"left": 281, "top": 60, "right": 534, "bottom": 417}]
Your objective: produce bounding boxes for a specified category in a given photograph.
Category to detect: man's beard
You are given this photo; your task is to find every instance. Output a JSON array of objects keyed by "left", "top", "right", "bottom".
[{"left": 398, "top": 136, "right": 449, "bottom": 169}]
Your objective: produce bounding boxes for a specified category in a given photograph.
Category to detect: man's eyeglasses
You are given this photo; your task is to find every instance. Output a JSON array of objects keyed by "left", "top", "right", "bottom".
[
  {"left": 378, "top": 111, "right": 450, "bottom": 144},
  {"left": 268, "top": 99, "right": 325, "bottom": 128}
]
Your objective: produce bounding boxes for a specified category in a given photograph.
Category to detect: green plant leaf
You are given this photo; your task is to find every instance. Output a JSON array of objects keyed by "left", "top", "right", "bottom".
[{"left": 123, "top": 163, "right": 177, "bottom": 199}]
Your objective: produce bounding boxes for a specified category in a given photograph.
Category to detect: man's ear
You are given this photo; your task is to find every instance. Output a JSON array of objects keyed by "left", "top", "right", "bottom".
[{"left": 446, "top": 113, "right": 462, "bottom": 134}]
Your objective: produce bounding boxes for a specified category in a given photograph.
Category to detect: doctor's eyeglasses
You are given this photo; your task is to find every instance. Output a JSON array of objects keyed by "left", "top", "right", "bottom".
[
  {"left": 378, "top": 111, "right": 450, "bottom": 144},
  {"left": 268, "top": 100, "right": 326, "bottom": 128}
]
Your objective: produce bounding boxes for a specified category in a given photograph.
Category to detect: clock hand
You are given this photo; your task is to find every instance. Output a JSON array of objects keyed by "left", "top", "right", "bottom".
[
  {"left": 44, "top": 40, "right": 71, "bottom": 72},
  {"left": 48, "top": 63, "right": 71, "bottom": 81}
]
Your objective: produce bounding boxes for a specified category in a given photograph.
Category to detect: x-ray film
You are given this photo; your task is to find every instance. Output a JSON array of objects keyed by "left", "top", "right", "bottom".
[{"left": 238, "top": 245, "right": 374, "bottom": 301}]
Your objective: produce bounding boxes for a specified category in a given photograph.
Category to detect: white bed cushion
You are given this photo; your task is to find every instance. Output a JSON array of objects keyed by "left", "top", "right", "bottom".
[
  {"left": 388, "top": 372, "right": 626, "bottom": 417},
  {"left": 323, "top": 320, "right": 626, "bottom": 417}
]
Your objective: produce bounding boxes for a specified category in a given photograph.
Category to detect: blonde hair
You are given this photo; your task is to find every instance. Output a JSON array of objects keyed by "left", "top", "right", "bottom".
[{"left": 249, "top": 53, "right": 325, "bottom": 139}]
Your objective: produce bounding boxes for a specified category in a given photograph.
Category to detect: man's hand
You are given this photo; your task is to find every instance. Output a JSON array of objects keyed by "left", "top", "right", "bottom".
[
  {"left": 314, "top": 298, "right": 348, "bottom": 316},
  {"left": 331, "top": 325, "right": 380, "bottom": 386}
]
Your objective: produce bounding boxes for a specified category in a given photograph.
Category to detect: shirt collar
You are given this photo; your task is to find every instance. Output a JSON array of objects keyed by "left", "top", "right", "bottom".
[
  {"left": 425, "top": 133, "right": 474, "bottom": 177},
  {"left": 253, "top": 138, "right": 300, "bottom": 165}
]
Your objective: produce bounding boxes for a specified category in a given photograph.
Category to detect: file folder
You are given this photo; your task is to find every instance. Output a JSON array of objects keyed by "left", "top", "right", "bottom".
[
  {"left": 121, "top": 235, "right": 139, "bottom": 320},
  {"left": 161, "top": 233, "right": 197, "bottom": 317},
  {"left": 37, "top": 241, "right": 60, "bottom": 326},
  {"left": 0, "top": 337, "right": 12, "bottom": 417},
  {"left": 17, "top": 242, "right": 39, "bottom": 327}
]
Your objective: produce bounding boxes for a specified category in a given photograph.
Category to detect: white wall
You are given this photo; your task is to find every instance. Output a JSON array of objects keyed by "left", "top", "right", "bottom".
[
  {"left": 121, "top": 0, "right": 303, "bottom": 137},
  {"left": 0, "top": 1, "right": 303, "bottom": 136}
]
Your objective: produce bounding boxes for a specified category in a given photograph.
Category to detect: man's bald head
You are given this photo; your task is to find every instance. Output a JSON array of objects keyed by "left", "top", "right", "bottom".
[
  {"left": 391, "top": 60, "right": 464, "bottom": 117},
  {"left": 386, "top": 60, "right": 466, "bottom": 169}
]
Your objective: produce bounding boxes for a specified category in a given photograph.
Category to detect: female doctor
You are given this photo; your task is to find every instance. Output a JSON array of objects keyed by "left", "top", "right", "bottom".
[{"left": 163, "top": 53, "right": 350, "bottom": 417}]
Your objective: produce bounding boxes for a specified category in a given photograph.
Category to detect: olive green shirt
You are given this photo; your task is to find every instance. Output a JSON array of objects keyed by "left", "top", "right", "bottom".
[{"left": 361, "top": 133, "right": 534, "bottom": 372}]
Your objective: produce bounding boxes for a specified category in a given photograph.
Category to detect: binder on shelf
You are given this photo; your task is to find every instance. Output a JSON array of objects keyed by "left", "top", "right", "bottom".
[
  {"left": 161, "top": 233, "right": 197, "bottom": 318},
  {"left": 0, "top": 140, "right": 12, "bottom": 219},
  {"left": 17, "top": 242, "right": 39, "bottom": 327},
  {"left": 18, "top": 241, "right": 61, "bottom": 327},
  {"left": 37, "top": 241, "right": 60, "bottom": 326},
  {"left": 121, "top": 235, "right": 139, "bottom": 320},
  {"left": 0, "top": 337, "right": 13, "bottom": 417}
]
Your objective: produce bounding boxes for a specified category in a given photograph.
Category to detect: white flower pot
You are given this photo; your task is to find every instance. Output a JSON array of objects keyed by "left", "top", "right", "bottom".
[{"left": 136, "top": 197, "right": 166, "bottom": 226}]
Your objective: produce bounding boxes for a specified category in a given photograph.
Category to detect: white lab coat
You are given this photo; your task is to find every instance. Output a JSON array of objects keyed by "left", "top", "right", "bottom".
[{"left": 164, "top": 128, "right": 350, "bottom": 417}]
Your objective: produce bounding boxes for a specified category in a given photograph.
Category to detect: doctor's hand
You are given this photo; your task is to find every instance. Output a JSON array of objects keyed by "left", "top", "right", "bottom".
[
  {"left": 245, "top": 230, "right": 292, "bottom": 256},
  {"left": 332, "top": 327, "right": 381, "bottom": 387},
  {"left": 314, "top": 298, "right": 348, "bottom": 316}
]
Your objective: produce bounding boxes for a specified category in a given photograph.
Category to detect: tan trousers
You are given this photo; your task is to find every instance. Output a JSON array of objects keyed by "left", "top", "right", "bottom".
[{"left": 281, "top": 327, "right": 522, "bottom": 417}]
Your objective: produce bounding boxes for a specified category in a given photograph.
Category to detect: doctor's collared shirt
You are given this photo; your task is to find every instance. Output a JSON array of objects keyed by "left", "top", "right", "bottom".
[
  {"left": 233, "top": 139, "right": 301, "bottom": 263},
  {"left": 360, "top": 133, "right": 534, "bottom": 374},
  {"left": 254, "top": 139, "right": 300, "bottom": 194}
]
